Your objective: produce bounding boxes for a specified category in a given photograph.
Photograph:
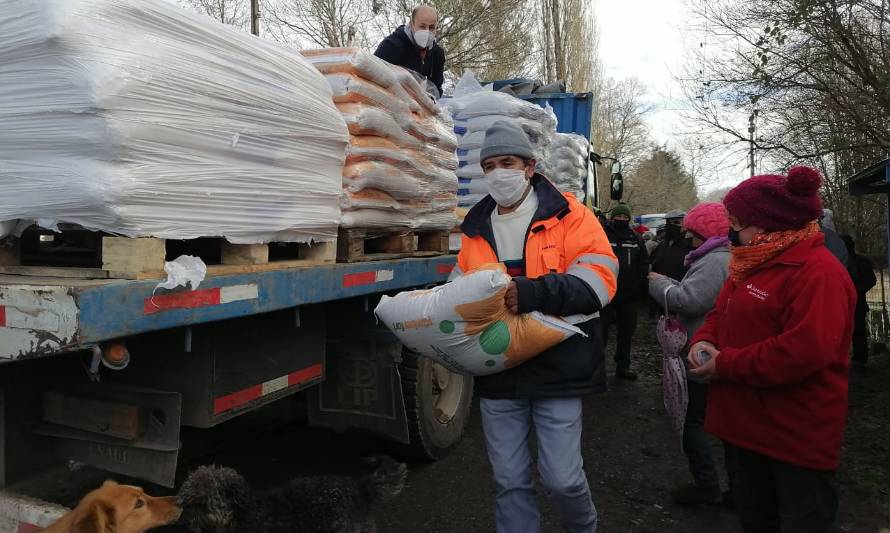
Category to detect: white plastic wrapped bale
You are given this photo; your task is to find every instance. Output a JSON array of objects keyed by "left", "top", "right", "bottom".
[
  {"left": 540, "top": 133, "right": 590, "bottom": 199},
  {"left": 0, "top": 0, "right": 349, "bottom": 244},
  {"left": 444, "top": 72, "right": 558, "bottom": 209},
  {"left": 445, "top": 75, "right": 558, "bottom": 131}
]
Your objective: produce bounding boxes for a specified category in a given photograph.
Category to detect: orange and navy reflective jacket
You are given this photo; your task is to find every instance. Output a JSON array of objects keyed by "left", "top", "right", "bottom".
[{"left": 454, "top": 175, "right": 619, "bottom": 398}]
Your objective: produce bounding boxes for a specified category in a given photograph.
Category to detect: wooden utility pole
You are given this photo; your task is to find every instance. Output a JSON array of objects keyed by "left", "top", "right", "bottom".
[
  {"left": 748, "top": 111, "right": 758, "bottom": 177},
  {"left": 251, "top": 0, "right": 260, "bottom": 36}
]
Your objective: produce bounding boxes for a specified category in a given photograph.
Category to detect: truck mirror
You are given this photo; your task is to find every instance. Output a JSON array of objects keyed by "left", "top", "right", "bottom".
[
  {"left": 610, "top": 172, "right": 624, "bottom": 201},
  {"left": 611, "top": 161, "right": 622, "bottom": 174}
]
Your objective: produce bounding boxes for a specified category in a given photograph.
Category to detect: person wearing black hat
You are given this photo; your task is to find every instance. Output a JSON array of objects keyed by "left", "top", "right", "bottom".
[
  {"left": 602, "top": 203, "right": 649, "bottom": 380},
  {"left": 650, "top": 209, "right": 693, "bottom": 286},
  {"left": 374, "top": 4, "right": 446, "bottom": 97},
  {"left": 842, "top": 234, "right": 877, "bottom": 366}
]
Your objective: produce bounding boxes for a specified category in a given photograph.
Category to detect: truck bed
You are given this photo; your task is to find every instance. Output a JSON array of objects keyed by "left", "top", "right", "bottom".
[{"left": 0, "top": 256, "right": 455, "bottom": 361}]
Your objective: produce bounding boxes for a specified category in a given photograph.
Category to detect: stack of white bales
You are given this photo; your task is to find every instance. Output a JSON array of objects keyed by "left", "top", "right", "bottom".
[
  {"left": 0, "top": 0, "right": 348, "bottom": 244},
  {"left": 540, "top": 133, "right": 591, "bottom": 200},
  {"left": 443, "top": 82, "right": 557, "bottom": 209},
  {"left": 303, "top": 48, "right": 459, "bottom": 232}
]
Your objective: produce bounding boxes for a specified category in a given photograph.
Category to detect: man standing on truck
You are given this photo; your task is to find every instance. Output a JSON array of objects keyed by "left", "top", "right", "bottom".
[
  {"left": 453, "top": 121, "right": 618, "bottom": 533},
  {"left": 374, "top": 4, "right": 446, "bottom": 97}
]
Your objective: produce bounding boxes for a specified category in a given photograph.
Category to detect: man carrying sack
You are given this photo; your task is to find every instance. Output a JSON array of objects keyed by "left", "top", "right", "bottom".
[{"left": 452, "top": 121, "right": 618, "bottom": 533}]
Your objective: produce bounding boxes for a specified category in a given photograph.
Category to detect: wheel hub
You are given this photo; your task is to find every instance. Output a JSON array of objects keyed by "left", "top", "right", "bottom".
[{"left": 431, "top": 362, "right": 463, "bottom": 424}]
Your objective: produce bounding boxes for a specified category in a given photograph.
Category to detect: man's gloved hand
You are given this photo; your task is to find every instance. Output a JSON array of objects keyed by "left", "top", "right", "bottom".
[{"left": 504, "top": 281, "right": 520, "bottom": 314}]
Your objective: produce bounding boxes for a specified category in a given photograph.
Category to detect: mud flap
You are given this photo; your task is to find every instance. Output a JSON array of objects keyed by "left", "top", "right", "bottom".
[
  {"left": 307, "top": 339, "right": 410, "bottom": 444},
  {"left": 30, "top": 383, "right": 180, "bottom": 487}
]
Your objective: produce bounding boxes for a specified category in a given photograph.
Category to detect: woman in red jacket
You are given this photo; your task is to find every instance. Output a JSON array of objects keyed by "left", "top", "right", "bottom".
[{"left": 688, "top": 166, "right": 856, "bottom": 533}]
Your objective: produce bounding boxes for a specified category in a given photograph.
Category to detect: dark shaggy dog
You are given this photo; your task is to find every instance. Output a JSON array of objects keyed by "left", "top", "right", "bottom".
[{"left": 176, "top": 456, "right": 407, "bottom": 533}]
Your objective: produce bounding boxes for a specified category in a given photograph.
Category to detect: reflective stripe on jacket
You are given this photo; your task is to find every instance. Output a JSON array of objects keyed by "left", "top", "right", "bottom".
[{"left": 454, "top": 175, "right": 618, "bottom": 398}]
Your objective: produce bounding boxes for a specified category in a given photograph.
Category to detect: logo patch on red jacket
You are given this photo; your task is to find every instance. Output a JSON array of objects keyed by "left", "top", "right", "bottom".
[{"left": 746, "top": 283, "right": 770, "bottom": 301}]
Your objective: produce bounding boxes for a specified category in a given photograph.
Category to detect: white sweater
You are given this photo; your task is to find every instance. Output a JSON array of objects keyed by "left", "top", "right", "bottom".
[{"left": 490, "top": 189, "right": 538, "bottom": 262}]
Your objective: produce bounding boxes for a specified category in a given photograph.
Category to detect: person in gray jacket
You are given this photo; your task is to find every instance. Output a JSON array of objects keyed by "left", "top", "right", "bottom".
[
  {"left": 820, "top": 208, "right": 849, "bottom": 267},
  {"left": 648, "top": 202, "right": 732, "bottom": 505}
]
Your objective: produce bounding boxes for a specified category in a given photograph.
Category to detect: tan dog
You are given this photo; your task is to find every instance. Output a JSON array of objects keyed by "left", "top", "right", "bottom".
[{"left": 41, "top": 480, "right": 181, "bottom": 533}]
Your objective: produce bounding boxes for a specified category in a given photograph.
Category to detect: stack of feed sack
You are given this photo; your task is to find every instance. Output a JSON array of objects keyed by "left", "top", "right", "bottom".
[
  {"left": 0, "top": 0, "right": 349, "bottom": 244},
  {"left": 540, "top": 133, "right": 590, "bottom": 200},
  {"left": 303, "top": 48, "right": 458, "bottom": 232},
  {"left": 442, "top": 74, "right": 557, "bottom": 210}
]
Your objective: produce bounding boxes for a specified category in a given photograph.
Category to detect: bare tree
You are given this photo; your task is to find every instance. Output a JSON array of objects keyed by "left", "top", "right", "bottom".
[
  {"left": 179, "top": 0, "right": 250, "bottom": 29},
  {"left": 592, "top": 78, "right": 652, "bottom": 168},
  {"left": 589, "top": 77, "right": 653, "bottom": 209},
  {"left": 623, "top": 146, "right": 700, "bottom": 214},
  {"left": 680, "top": 0, "right": 890, "bottom": 255},
  {"left": 562, "top": 0, "right": 598, "bottom": 92},
  {"left": 264, "top": 0, "right": 375, "bottom": 48},
  {"left": 535, "top": 0, "right": 597, "bottom": 91}
]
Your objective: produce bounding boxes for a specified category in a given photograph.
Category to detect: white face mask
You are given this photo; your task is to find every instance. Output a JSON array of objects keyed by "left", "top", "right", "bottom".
[
  {"left": 412, "top": 29, "right": 435, "bottom": 49},
  {"left": 486, "top": 168, "right": 529, "bottom": 207}
]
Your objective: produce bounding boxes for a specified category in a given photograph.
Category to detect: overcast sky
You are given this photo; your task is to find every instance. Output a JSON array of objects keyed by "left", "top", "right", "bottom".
[{"left": 595, "top": 0, "right": 750, "bottom": 192}]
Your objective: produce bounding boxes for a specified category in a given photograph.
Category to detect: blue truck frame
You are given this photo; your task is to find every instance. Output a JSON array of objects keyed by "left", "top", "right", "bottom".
[
  {"left": 0, "top": 255, "right": 463, "bottom": 489},
  {"left": 82, "top": 257, "right": 451, "bottom": 348}
]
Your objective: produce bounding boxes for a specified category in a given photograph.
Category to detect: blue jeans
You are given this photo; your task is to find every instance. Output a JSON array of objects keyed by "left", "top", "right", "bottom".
[{"left": 480, "top": 397, "right": 598, "bottom": 533}]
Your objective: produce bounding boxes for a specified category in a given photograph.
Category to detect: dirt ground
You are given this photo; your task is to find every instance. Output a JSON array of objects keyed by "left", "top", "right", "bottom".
[
  {"left": 25, "top": 316, "right": 890, "bottom": 532},
  {"left": 374, "top": 315, "right": 890, "bottom": 533}
]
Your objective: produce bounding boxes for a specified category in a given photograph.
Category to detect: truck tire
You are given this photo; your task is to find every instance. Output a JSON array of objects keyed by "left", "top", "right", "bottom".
[{"left": 400, "top": 349, "right": 473, "bottom": 461}]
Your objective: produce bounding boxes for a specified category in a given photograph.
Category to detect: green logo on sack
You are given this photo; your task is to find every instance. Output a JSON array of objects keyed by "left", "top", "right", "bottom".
[
  {"left": 439, "top": 320, "right": 455, "bottom": 334},
  {"left": 479, "top": 321, "right": 510, "bottom": 355}
]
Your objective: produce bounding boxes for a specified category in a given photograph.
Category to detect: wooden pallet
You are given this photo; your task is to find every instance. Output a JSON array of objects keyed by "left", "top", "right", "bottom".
[
  {"left": 337, "top": 228, "right": 450, "bottom": 263},
  {"left": 0, "top": 228, "right": 336, "bottom": 280}
]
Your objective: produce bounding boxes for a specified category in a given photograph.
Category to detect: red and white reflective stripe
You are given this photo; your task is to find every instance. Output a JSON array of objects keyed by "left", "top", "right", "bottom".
[
  {"left": 213, "top": 363, "right": 323, "bottom": 415},
  {"left": 342, "top": 269, "right": 395, "bottom": 288},
  {"left": 18, "top": 523, "right": 40, "bottom": 533},
  {"left": 143, "top": 284, "right": 258, "bottom": 315},
  {"left": 437, "top": 263, "right": 455, "bottom": 275},
  {"left": 0, "top": 304, "right": 60, "bottom": 331}
]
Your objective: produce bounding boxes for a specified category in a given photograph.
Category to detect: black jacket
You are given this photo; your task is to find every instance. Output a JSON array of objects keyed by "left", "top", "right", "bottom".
[
  {"left": 821, "top": 226, "right": 849, "bottom": 267},
  {"left": 650, "top": 233, "right": 692, "bottom": 283},
  {"left": 848, "top": 253, "right": 877, "bottom": 300},
  {"left": 461, "top": 176, "right": 607, "bottom": 399},
  {"left": 604, "top": 222, "right": 649, "bottom": 303},
  {"left": 374, "top": 25, "right": 445, "bottom": 95}
]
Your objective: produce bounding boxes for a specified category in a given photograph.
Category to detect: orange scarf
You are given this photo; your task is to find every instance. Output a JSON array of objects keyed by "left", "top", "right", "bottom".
[{"left": 729, "top": 222, "right": 819, "bottom": 281}]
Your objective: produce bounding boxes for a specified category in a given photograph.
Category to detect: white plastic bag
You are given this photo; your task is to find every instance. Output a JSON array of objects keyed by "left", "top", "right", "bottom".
[{"left": 155, "top": 255, "right": 207, "bottom": 291}]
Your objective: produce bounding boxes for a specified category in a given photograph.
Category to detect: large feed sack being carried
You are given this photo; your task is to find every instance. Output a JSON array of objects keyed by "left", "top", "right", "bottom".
[
  {"left": 0, "top": 0, "right": 348, "bottom": 243},
  {"left": 375, "top": 265, "right": 582, "bottom": 376}
]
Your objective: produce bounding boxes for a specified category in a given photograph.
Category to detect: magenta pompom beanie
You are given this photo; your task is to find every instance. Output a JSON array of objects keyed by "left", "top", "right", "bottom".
[
  {"left": 684, "top": 202, "right": 730, "bottom": 240},
  {"left": 723, "top": 166, "right": 823, "bottom": 232}
]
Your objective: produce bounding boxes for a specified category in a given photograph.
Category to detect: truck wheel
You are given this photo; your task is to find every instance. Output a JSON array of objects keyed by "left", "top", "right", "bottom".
[{"left": 400, "top": 349, "right": 473, "bottom": 461}]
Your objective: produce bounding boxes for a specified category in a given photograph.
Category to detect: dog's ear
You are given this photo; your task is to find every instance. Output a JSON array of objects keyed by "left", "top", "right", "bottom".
[{"left": 72, "top": 501, "right": 115, "bottom": 533}]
